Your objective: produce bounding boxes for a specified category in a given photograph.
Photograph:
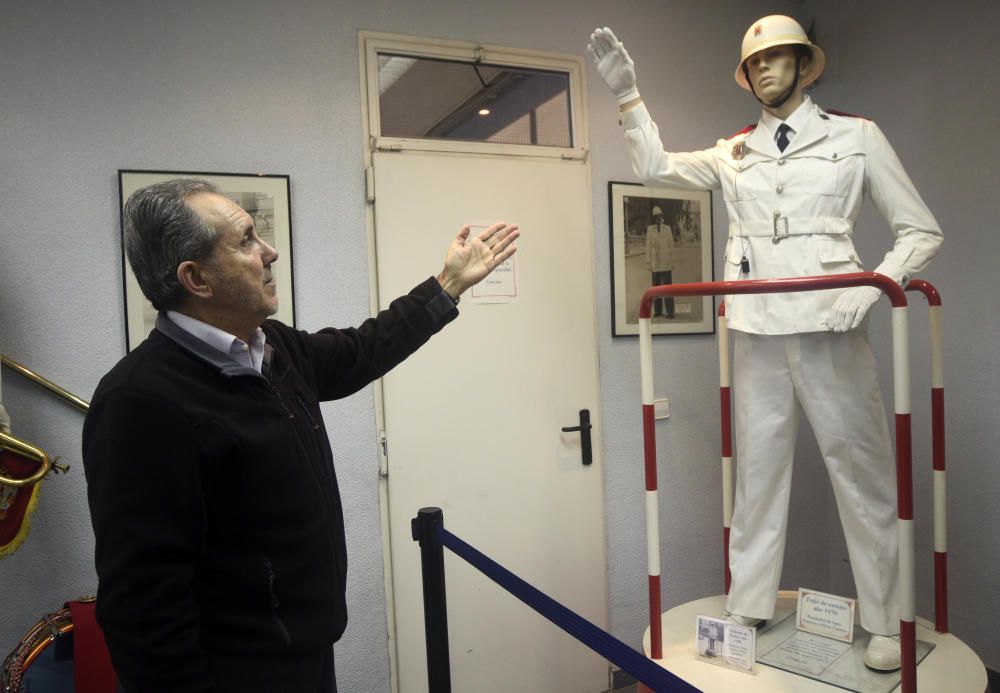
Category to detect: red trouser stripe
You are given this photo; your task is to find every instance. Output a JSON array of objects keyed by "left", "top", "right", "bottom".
[
  {"left": 901, "top": 619, "right": 916, "bottom": 693},
  {"left": 648, "top": 574, "right": 662, "bottom": 659},
  {"left": 932, "top": 388, "right": 945, "bottom": 471},
  {"left": 895, "top": 414, "right": 913, "bottom": 520},
  {"left": 643, "top": 404, "right": 657, "bottom": 491},
  {"left": 935, "top": 551, "right": 949, "bottom": 632}
]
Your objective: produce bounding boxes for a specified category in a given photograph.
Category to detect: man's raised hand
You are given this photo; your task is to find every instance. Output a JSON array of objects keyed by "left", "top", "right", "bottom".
[
  {"left": 437, "top": 222, "right": 520, "bottom": 300},
  {"left": 587, "top": 27, "right": 640, "bottom": 105}
]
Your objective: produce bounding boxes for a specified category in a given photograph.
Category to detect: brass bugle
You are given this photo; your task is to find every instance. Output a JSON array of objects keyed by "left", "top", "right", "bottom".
[
  {"left": 1, "top": 354, "right": 89, "bottom": 412},
  {"left": 0, "top": 431, "right": 52, "bottom": 487}
]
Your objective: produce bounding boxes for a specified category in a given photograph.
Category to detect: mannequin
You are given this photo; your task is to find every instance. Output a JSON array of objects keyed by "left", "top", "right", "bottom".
[{"left": 588, "top": 15, "right": 942, "bottom": 670}]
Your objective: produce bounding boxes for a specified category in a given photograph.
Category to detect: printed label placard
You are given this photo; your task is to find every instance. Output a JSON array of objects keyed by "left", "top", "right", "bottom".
[
  {"left": 796, "top": 588, "right": 855, "bottom": 643},
  {"left": 695, "top": 615, "right": 756, "bottom": 674}
]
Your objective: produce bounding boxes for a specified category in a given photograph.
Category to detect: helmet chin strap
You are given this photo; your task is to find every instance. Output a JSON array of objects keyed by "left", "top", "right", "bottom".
[{"left": 743, "top": 54, "right": 803, "bottom": 110}]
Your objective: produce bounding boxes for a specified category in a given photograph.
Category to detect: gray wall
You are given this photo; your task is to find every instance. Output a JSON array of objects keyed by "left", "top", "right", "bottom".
[
  {"left": 811, "top": 0, "right": 1000, "bottom": 671},
  {"left": 2, "top": 0, "right": 997, "bottom": 689}
]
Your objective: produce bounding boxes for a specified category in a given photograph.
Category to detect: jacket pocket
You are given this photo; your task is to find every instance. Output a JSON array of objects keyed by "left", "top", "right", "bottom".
[
  {"left": 796, "top": 151, "right": 863, "bottom": 198},
  {"left": 817, "top": 237, "right": 863, "bottom": 269}
]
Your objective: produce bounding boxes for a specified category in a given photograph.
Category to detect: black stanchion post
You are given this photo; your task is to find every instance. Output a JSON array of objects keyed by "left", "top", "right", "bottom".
[{"left": 411, "top": 507, "right": 451, "bottom": 693}]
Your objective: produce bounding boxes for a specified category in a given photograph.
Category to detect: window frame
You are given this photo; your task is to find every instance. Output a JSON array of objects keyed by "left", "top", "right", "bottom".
[{"left": 360, "top": 31, "right": 588, "bottom": 159}]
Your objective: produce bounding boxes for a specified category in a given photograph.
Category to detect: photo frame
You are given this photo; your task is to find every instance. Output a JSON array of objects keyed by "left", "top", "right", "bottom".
[
  {"left": 695, "top": 614, "right": 756, "bottom": 674},
  {"left": 118, "top": 170, "right": 295, "bottom": 351},
  {"left": 609, "top": 181, "right": 714, "bottom": 336}
]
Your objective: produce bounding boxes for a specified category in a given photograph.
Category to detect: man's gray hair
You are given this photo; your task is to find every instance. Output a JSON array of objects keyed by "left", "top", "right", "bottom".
[{"left": 123, "top": 178, "right": 221, "bottom": 311}]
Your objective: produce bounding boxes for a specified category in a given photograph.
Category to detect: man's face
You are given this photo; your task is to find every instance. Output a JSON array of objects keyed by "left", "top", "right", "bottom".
[
  {"left": 745, "top": 45, "right": 805, "bottom": 100},
  {"left": 653, "top": 214, "right": 663, "bottom": 225},
  {"left": 187, "top": 192, "right": 279, "bottom": 326}
]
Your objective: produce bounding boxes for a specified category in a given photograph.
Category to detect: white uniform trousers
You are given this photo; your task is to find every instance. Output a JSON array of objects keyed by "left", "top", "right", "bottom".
[{"left": 725, "top": 331, "right": 900, "bottom": 636}]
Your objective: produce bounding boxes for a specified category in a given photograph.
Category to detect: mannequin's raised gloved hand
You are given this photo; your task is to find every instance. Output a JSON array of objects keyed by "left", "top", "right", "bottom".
[
  {"left": 824, "top": 286, "right": 882, "bottom": 332},
  {"left": 587, "top": 27, "right": 640, "bottom": 105}
]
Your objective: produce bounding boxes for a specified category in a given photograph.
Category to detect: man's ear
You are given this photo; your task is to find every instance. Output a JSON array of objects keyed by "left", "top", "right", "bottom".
[
  {"left": 177, "top": 260, "right": 214, "bottom": 300},
  {"left": 800, "top": 55, "right": 813, "bottom": 78}
]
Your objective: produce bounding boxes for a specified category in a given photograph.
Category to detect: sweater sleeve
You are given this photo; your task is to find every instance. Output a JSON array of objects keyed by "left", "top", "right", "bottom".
[
  {"left": 272, "top": 276, "right": 458, "bottom": 401},
  {"left": 83, "top": 389, "right": 217, "bottom": 693}
]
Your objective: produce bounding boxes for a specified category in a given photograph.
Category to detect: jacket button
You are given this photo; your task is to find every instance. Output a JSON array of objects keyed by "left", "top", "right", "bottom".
[
  {"left": 832, "top": 153, "right": 839, "bottom": 159},
  {"left": 776, "top": 185, "right": 784, "bottom": 194},
  {"left": 778, "top": 158, "right": 786, "bottom": 166}
]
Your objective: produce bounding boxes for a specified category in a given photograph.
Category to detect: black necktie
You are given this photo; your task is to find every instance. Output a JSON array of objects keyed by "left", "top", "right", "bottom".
[{"left": 776, "top": 123, "right": 791, "bottom": 152}]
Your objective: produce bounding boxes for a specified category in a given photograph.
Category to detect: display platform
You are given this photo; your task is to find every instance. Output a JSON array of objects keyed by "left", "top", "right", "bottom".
[{"left": 640, "top": 593, "right": 987, "bottom": 692}]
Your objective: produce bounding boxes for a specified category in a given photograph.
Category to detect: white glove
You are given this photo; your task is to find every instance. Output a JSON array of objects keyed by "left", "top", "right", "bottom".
[
  {"left": 824, "top": 286, "right": 882, "bottom": 332},
  {"left": 587, "top": 27, "right": 640, "bottom": 105}
]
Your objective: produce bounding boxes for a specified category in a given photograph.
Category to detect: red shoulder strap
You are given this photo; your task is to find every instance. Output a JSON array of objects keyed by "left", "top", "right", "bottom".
[{"left": 727, "top": 123, "right": 756, "bottom": 139}]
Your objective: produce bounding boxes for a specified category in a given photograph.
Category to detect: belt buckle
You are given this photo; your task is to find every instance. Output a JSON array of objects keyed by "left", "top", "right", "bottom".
[{"left": 772, "top": 215, "right": 789, "bottom": 244}]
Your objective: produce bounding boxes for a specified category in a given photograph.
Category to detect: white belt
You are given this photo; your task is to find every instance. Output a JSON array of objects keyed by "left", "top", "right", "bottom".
[{"left": 729, "top": 216, "right": 853, "bottom": 243}]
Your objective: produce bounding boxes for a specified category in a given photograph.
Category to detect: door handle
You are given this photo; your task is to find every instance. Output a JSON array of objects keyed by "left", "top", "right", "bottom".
[{"left": 561, "top": 409, "right": 593, "bottom": 466}]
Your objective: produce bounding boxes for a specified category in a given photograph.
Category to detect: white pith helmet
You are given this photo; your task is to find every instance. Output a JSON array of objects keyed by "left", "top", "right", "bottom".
[
  {"left": 734, "top": 15, "right": 826, "bottom": 91},
  {"left": 652, "top": 206, "right": 663, "bottom": 216}
]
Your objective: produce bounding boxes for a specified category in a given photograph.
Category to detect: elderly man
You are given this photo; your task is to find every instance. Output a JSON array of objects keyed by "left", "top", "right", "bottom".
[
  {"left": 83, "top": 179, "right": 517, "bottom": 692},
  {"left": 589, "top": 15, "right": 941, "bottom": 670}
]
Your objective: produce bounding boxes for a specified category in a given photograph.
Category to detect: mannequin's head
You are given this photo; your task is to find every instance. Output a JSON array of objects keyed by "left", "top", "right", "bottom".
[
  {"left": 744, "top": 45, "right": 813, "bottom": 107},
  {"left": 734, "top": 15, "right": 825, "bottom": 112}
]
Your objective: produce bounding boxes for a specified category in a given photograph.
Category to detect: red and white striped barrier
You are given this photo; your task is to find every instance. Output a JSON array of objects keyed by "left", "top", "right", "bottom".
[
  {"left": 639, "top": 317, "right": 663, "bottom": 647},
  {"left": 716, "top": 303, "right": 733, "bottom": 596},
  {"left": 638, "top": 272, "right": 918, "bottom": 692},
  {"left": 906, "top": 279, "right": 947, "bottom": 633}
]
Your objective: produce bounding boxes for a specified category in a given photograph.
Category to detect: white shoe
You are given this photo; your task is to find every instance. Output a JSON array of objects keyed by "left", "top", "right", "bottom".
[
  {"left": 724, "top": 612, "right": 764, "bottom": 628},
  {"left": 864, "top": 635, "right": 901, "bottom": 671}
]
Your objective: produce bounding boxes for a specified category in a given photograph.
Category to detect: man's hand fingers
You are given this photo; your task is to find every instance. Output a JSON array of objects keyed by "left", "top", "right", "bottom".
[
  {"left": 476, "top": 222, "right": 517, "bottom": 245},
  {"left": 493, "top": 245, "right": 517, "bottom": 265},
  {"left": 491, "top": 228, "right": 520, "bottom": 253},
  {"left": 475, "top": 222, "right": 506, "bottom": 242}
]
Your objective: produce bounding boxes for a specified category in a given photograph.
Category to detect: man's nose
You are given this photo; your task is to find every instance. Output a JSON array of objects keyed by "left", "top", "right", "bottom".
[{"left": 262, "top": 240, "right": 279, "bottom": 264}]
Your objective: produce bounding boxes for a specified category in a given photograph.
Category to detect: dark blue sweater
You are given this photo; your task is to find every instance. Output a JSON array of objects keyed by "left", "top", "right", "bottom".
[{"left": 83, "top": 278, "right": 456, "bottom": 692}]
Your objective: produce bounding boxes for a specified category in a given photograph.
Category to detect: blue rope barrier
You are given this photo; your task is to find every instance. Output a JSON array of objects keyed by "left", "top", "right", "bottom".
[{"left": 438, "top": 527, "right": 701, "bottom": 693}]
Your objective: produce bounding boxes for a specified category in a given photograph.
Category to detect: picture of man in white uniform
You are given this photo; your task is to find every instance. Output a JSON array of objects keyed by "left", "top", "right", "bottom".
[{"left": 645, "top": 205, "right": 675, "bottom": 318}]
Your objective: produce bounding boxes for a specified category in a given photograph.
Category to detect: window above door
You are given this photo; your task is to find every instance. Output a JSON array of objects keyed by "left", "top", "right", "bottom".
[{"left": 361, "top": 32, "right": 588, "bottom": 159}]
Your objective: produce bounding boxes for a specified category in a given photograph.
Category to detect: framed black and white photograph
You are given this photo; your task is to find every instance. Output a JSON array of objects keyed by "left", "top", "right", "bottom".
[
  {"left": 608, "top": 181, "right": 714, "bottom": 336},
  {"left": 118, "top": 170, "right": 294, "bottom": 351}
]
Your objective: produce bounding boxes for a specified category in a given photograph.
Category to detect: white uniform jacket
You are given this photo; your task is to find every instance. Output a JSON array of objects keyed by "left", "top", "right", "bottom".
[
  {"left": 645, "top": 223, "right": 674, "bottom": 272},
  {"left": 623, "top": 98, "right": 943, "bottom": 334}
]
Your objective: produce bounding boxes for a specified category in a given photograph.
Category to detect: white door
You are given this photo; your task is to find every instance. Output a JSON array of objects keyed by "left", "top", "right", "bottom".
[{"left": 373, "top": 149, "right": 608, "bottom": 692}]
